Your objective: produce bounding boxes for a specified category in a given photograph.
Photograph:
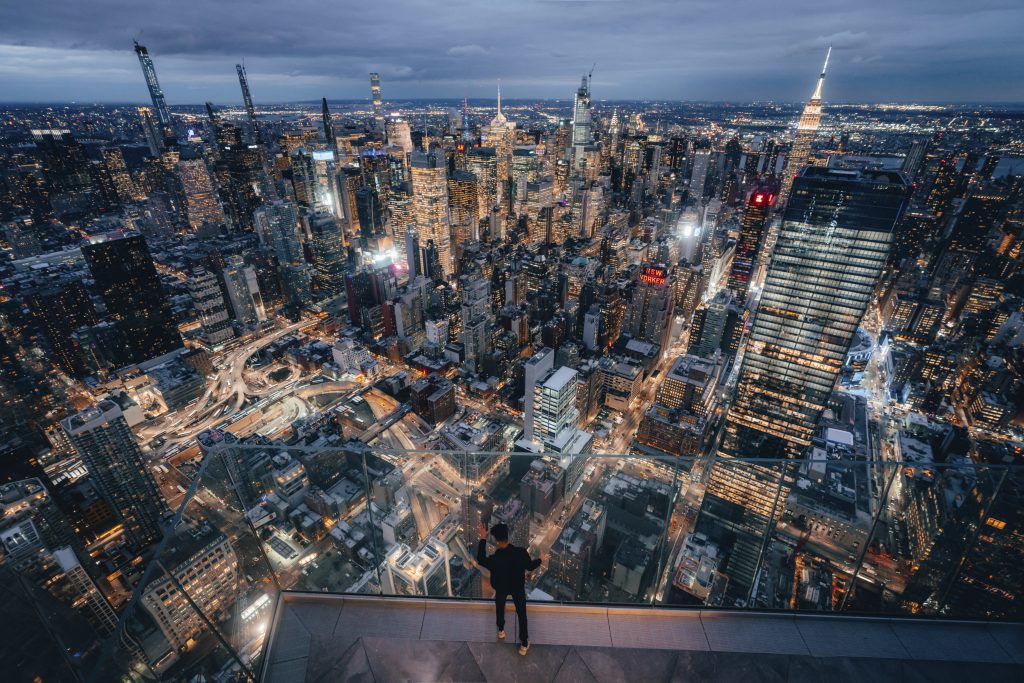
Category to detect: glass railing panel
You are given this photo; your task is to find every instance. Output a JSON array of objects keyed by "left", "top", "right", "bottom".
[
  {"left": 870, "top": 461, "right": 1009, "bottom": 618},
  {"left": 456, "top": 451, "right": 681, "bottom": 606},
  {"left": 62, "top": 447, "right": 1022, "bottom": 682},
  {"left": 750, "top": 457, "right": 878, "bottom": 613},
  {"left": 668, "top": 455, "right": 791, "bottom": 608},
  {"left": 74, "top": 442, "right": 263, "bottom": 682},
  {"left": 936, "top": 463, "right": 1021, "bottom": 620},
  {"left": 653, "top": 454, "right": 705, "bottom": 607},
  {"left": 222, "top": 441, "right": 385, "bottom": 597}
]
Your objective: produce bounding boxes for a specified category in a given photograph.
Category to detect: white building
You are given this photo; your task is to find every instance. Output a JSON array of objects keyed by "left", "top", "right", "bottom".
[{"left": 382, "top": 537, "right": 451, "bottom": 597}]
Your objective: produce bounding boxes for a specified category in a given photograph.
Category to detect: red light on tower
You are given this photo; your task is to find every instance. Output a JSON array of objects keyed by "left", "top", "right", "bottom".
[{"left": 754, "top": 194, "right": 765, "bottom": 204}]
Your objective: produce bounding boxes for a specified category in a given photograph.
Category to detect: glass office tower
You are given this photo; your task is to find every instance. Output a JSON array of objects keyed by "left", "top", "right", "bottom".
[{"left": 696, "top": 166, "right": 908, "bottom": 602}]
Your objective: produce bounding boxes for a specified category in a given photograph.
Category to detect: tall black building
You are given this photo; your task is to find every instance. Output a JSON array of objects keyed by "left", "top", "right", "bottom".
[
  {"left": 727, "top": 186, "right": 775, "bottom": 303},
  {"left": 82, "top": 232, "right": 182, "bottom": 365},
  {"left": 31, "top": 128, "right": 100, "bottom": 219},
  {"left": 24, "top": 279, "right": 98, "bottom": 377},
  {"left": 696, "top": 167, "right": 908, "bottom": 602}
]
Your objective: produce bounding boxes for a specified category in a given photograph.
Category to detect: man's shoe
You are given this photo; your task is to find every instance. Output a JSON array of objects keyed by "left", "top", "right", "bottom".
[
  {"left": 497, "top": 630, "right": 505, "bottom": 640},
  {"left": 518, "top": 643, "right": 530, "bottom": 656}
]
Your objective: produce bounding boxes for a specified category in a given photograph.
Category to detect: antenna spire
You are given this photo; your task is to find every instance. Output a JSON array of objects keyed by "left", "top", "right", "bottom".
[{"left": 811, "top": 45, "right": 831, "bottom": 101}]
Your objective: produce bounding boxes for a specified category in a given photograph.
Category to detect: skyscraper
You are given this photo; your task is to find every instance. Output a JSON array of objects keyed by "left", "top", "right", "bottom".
[
  {"left": 485, "top": 83, "right": 515, "bottom": 186},
  {"left": 25, "top": 279, "right": 99, "bottom": 377},
  {"left": 571, "top": 75, "right": 593, "bottom": 165},
  {"left": 236, "top": 63, "right": 260, "bottom": 139},
  {"left": 623, "top": 263, "right": 676, "bottom": 352},
  {"left": 410, "top": 150, "right": 453, "bottom": 275},
  {"left": 133, "top": 41, "right": 173, "bottom": 140},
  {"left": 522, "top": 347, "right": 554, "bottom": 443},
  {"left": 370, "top": 72, "right": 384, "bottom": 129},
  {"left": 177, "top": 158, "right": 225, "bottom": 230},
  {"left": 308, "top": 211, "right": 347, "bottom": 298},
  {"left": 689, "top": 149, "right": 711, "bottom": 205},
  {"left": 448, "top": 170, "right": 480, "bottom": 243},
  {"left": 256, "top": 200, "right": 312, "bottom": 308},
  {"left": 696, "top": 166, "right": 907, "bottom": 601},
  {"left": 778, "top": 47, "right": 831, "bottom": 204},
  {"left": 727, "top": 186, "right": 775, "bottom": 303},
  {"left": 386, "top": 116, "right": 415, "bottom": 154},
  {"left": 188, "top": 267, "right": 235, "bottom": 347},
  {"left": 81, "top": 231, "right": 182, "bottom": 365},
  {"left": 140, "top": 525, "right": 240, "bottom": 652},
  {"left": 321, "top": 97, "right": 336, "bottom": 153},
  {"left": 62, "top": 400, "right": 165, "bottom": 550},
  {"left": 31, "top": 128, "right": 100, "bottom": 219},
  {"left": 222, "top": 255, "right": 265, "bottom": 325}
]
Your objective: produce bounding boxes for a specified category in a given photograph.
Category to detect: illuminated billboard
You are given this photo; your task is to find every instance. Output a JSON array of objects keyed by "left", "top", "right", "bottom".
[{"left": 639, "top": 265, "right": 668, "bottom": 286}]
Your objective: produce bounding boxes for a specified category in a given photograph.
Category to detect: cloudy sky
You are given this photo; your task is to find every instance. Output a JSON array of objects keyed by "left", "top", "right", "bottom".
[{"left": 1, "top": 0, "right": 1022, "bottom": 104}]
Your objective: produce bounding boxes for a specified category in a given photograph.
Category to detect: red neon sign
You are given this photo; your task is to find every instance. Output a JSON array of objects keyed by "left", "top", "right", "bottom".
[{"left": 639, "top": 266, "right": 667, "bottom": 286}]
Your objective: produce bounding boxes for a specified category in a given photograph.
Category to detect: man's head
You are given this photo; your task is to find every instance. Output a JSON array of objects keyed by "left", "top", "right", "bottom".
[{"left": 490, "top": 523, "right": 509, "bottom": 547}]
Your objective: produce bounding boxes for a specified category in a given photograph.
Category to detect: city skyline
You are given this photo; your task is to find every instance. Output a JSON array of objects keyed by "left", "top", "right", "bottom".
[
  {"left": 2, "top": 1, "right": 1024, "bottom": 103},
  {"left": 1, "top": 6, "right": 1022, "bottom": 679}
]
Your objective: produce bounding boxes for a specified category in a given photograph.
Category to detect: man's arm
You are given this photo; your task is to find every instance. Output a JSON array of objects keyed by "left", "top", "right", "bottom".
[
  {"left": 476, "top": 538, "right": 493, "bottom": 570},
  {"left": 524, "top": 549, "right": 541, "bottom": 571}
]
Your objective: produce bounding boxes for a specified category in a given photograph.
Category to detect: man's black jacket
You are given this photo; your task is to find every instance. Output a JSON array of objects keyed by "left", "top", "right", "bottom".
[{"left": 476, "top": 539, "right": 541, "bottom": 593}]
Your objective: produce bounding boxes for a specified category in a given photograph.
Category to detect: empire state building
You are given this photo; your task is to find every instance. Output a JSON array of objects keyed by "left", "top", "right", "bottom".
[{"left": 779, "top": 47, "right": 831, "bottom": 204}]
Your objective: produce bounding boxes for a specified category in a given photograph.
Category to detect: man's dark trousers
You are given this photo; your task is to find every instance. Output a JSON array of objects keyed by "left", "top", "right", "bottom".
[{"left": 495, "top": 589, "right": 528, "bottom": 644}]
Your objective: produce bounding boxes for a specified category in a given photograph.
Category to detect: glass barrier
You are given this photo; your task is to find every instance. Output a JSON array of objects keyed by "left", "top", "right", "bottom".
[{"left": 51, "top": 444, "right": 1022, "bottom": 682}]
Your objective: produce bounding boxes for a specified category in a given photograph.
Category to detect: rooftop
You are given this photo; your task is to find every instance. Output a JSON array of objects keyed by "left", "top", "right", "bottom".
[{"left": 260, "top": 593, "right": 1024, "bottom": 682}]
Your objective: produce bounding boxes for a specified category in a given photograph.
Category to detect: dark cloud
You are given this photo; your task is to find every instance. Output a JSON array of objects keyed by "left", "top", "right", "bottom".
[{"left": 0, "top": 0, "right": 1021, "bottom": 103}]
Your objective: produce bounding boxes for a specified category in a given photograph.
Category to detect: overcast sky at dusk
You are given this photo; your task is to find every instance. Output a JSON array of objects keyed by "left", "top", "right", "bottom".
[{"left": 1, "top": 0, "right": 1022, "bottom": 105}]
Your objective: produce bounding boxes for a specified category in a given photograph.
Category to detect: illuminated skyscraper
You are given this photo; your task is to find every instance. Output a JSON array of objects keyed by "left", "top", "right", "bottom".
[
  {"left": 382, "top": 537, "right": 452, "bottom": 597},
  {"left": 256, "top": 200, "right": 312, "bottom": 307},
  {"left": 410, "top": 150, "right": 453, "bottom": 275},
  {"left": 134, "top": 41, "right": 173, "bottom": 140},
  {"left": 308, "top": 211, "right": 347, "bottom": 298},
  {"left": 623, "top": 263, "right": 676, "bottom": 352},
  {"left": 778, "top": 47, "right": 831, "bottom": 203},
  {"left": 448, "top": 170, "right": 479, "bottom": 243},
  {"left": 31, "top": 128, "right": 100, "bottom": 219},
  {"left": 386, "top": 116, "right": 415, "bottom": 154},
  {"left": 466, "top": 146, "right": 499, "bottom": 217},
  {"left": 571, "top": 75, "right": 593, "bottom": 164},
  {"left": 177, "top": 158, "right": 225, "bottom": 230},
  {"left": 140, "top": 525, "right": 240, "bottom": 652},
  {"left": 62, "top": 400, "right": 164, "bottom": 550},
  {"left": 236, "top": 63, "right": 260, "bottom": 138},
  {"left": 81, "top": 231, "right": 182, "bottom": 364},
  {"left": 688, "top": 149, "right": 712, "bottom": 206},
  {"left": 486, "top": 83, "right": 515, "bottom": 186},
  {"left": 696, "top": 166, "right": 907, "bottom": 601},
  {"left": 727, "top": 187, "right": 775, "bottom": 303},
  {"left": 188, "top": 267, "right": 234, "bottom": 347},
  {"left": 138, "top": 106, "right": 163, "bottom": 155},
  {"left": 222, "top": 255, "right": 266, "bottom": 325},
  {"left": 101, "top": 147, "right": 139, "bottom": 203},
  {"left": 370, "top": 72, "right": 384, "bottom": 128},
  {"left": 24, "top": 279, "right": 98, "bottom": 377}
]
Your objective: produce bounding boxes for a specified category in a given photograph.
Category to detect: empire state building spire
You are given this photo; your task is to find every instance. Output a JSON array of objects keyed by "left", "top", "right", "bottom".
[
  {"left": 778, "top": 46, "right": 831, "bottom": 203},
  {"left": 810, "top": 46, "right": 831, "bottom": 102}
]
